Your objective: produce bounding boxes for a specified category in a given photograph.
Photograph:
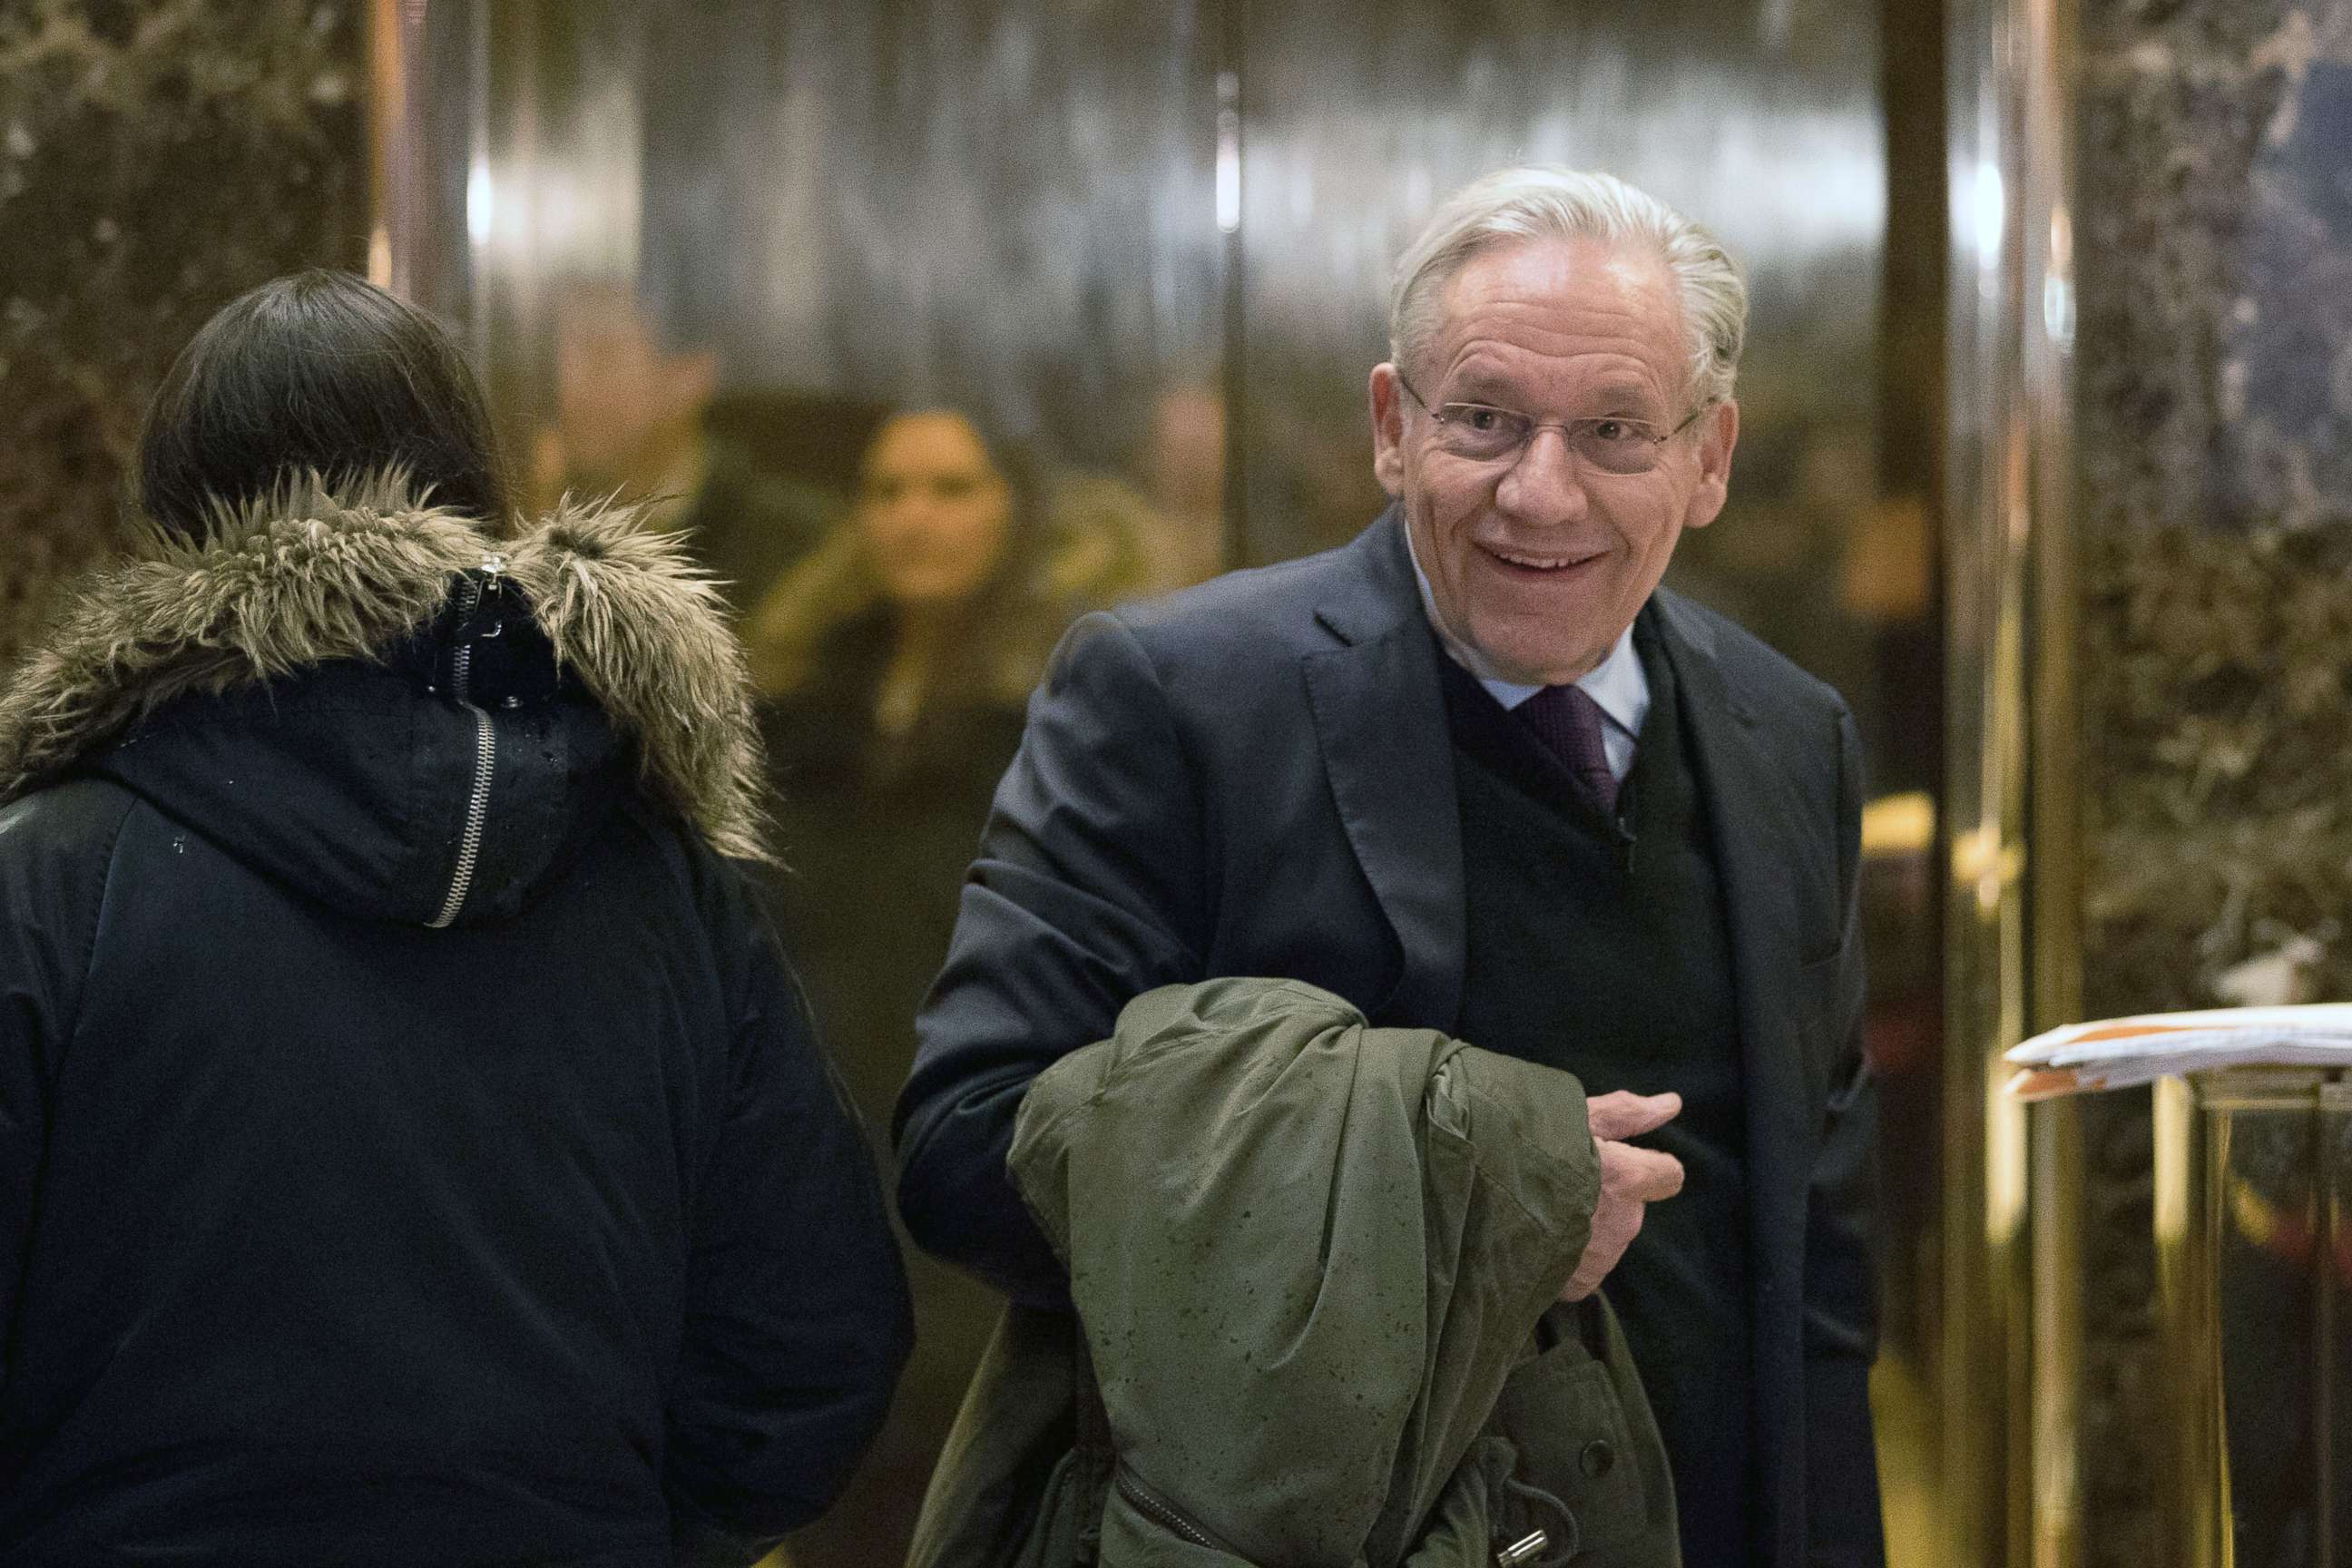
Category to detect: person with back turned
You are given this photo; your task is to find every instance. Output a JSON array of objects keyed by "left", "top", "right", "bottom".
[
  {"left": 897, "top": 168, "right": 1884, "bottom": 1567},
  {"left": 0, "top": 270, "right": 911, "bottom": 1568}
]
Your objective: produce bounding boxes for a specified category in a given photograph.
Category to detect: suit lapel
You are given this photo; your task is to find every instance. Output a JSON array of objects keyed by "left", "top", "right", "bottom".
[
  {"left": 1300, "top": 509, "right": 1465, "bottom": 1030},
  {"left": 1651, "top": 590, "right": 1814, "bottom": 1568}
]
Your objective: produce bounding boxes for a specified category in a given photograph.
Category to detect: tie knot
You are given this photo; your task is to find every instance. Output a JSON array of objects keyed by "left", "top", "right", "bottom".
[{"left": 1517, "top": 683, "right": 1620, "bottom": 816}]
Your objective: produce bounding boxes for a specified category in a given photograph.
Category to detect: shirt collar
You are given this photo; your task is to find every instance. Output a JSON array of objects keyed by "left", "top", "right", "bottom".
[{"left": 1404, "top": 519, "right": 1650, "bottom": 739}]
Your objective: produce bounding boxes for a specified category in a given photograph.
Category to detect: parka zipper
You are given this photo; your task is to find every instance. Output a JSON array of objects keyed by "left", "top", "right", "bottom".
[
  {"left": 426, "top": 555, "right": 505, "bottom": 930},
  {"left": 1114, "top": 1465, "right": 1230, "bottom": 1552}
]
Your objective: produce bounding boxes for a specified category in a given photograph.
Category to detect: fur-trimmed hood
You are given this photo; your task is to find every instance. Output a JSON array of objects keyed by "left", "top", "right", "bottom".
[{"left": 0, "top": 478, "right": 769, "bottom": 925}]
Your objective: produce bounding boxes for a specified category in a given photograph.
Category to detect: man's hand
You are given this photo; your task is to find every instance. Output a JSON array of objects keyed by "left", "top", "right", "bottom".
[{"left": 1561, "top": 1091, "right": 1685, "bottom": 1302}]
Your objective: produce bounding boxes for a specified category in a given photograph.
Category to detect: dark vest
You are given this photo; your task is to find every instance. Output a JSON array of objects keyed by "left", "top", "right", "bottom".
[{"left": 1441, "top": 615, "right": 1757, "bottom": 1566}]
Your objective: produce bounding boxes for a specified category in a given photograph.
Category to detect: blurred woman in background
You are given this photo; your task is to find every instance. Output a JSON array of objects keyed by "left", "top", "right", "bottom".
[
  {"left": 747, "top": 407, "right": 1157, "bottom": 1132},
  {"left": 746, "top": 407, "right": 1154, "bottom": 1565},
  {"left": 0, "top": 270, "right": 909, "bottom": 1568}
]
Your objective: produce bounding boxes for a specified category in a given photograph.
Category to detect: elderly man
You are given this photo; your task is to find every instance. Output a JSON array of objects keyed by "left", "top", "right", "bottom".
[{"left": 897, "top": 167, "right": 1882, "bottom": 1568}]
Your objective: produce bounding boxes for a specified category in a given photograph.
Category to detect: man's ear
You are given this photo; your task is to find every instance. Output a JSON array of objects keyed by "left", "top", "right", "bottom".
[
  {"left": 1369, "top": 364, "right": 1407, "bottom": 498},
  {"left": 1682, "top": 399, "right": 1740, "bottom": 530}
]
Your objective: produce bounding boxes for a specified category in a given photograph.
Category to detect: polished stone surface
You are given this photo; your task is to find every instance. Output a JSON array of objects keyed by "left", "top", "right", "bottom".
[
  {"left": 2075, "top": 524, "right": 2352, "bottom": 1562},
  {"left": 2077, "top": 2, "right": 2352, "bottom": 1560},
  {"left": 0, "top": 0, "right": 367, "bottom": 665}
]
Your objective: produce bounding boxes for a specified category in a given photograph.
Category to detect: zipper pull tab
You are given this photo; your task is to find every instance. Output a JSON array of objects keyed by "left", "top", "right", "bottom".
[
  {"left": 469, "top": 554, "right": 508, "bottom": 642},
  {"left": 1495, "top": 1531, "right": 1550, "bottom": 1568}
]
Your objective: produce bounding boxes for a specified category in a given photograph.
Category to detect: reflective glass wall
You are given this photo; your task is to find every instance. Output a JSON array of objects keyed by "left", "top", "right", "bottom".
[{"left": 377, "top": 3, "right": 1945, "bottom": 1559}]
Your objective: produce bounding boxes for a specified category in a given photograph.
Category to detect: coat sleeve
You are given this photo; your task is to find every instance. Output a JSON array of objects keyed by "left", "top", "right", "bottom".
[
  {"left": 0, "top": 785, "right": 127, "bottom": 1425},
  {"left": 0, "top": 853, "right": 47, "bottom": 1426},
  {"left": 895, "top": 612, "right": 1211, "bottom": 1306},
  {"left": 1804, "top": 702, "right": 1886, "bottom": 1567},
  {"left": 664, "top": 860, "right": 914, "bottom": 1563}
]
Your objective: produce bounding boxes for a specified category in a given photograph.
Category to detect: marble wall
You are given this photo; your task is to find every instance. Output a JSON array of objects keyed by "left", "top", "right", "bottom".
[
  {"left": 2076, "top": 1, "right": 2352, "bottom": 1560},
  {"left": 0, "top": 0, "right": 368, "bottom": 665}
]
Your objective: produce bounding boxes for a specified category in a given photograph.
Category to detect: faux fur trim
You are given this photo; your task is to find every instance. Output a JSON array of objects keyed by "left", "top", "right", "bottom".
[{"left": 0, "top": 475, "right": 771, "bottom": 862}]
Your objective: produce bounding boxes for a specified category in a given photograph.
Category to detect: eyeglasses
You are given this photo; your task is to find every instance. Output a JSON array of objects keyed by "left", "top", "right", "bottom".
[{"left": 1394, "top": 373, "right": 1706, "bottom": 475}]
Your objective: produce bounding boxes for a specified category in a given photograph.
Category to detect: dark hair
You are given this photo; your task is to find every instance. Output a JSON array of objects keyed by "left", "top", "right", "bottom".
[{"left": 138, "top": 270, "right": 509, "bottom": 536}]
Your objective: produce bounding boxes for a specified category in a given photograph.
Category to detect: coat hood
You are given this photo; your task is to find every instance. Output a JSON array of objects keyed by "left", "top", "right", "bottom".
[{"left": 0, "top": 475, "right": 769, "bottom": 925}]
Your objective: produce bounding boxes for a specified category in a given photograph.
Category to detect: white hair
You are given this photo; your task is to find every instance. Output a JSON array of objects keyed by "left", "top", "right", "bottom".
[{"left": 1388, "top": 166, "right": 1749, "bottom": 411}]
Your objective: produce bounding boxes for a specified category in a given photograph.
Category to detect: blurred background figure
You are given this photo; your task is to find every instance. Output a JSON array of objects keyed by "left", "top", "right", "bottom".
[
  {"left": 748, "top": 407, "right": 1157, "bottom": 780},
  {"left": 1138, "top": 383, "right": 1230, "bottom": 592},
  {"left": 537, "top": 279, "right": 890, "bottom": 620},
  {"left": 537, "top": 279, "right": 718, "bottom": 514},
  {"left": 747, "top": 406, "right": 1155, "bottom": 1567}
]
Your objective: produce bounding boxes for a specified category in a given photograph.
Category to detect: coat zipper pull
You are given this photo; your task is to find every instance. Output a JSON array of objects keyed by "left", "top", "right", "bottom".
[{"left": 1495, "top": 1531, "right": 1550, "bottom": 1567}]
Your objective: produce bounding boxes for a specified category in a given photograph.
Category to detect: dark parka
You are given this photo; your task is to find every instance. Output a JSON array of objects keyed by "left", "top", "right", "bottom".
[{"left": 0, "top": 482, "right": 912, "bottom": 1568}]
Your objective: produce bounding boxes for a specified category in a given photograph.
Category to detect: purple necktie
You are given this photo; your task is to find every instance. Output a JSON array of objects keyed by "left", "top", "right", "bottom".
[{"left": 1517, "top": 683, "right": 1621, "bottom": 817}]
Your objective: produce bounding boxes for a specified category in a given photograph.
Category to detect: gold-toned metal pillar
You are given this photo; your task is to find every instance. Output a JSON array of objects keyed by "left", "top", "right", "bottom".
[
  {"left": 2154, "top": 1073, "right": 2224, "bottom": 1568},
  {"left": 367, "top": 0, "right": 404, "bottom": 289},
  {"left": 366, "top": 0, "right": 475, "bottom": 324},
  {"left": 2020, "top": 0, "right": 2082, "bottom": 1561},
  {"left": 1943, "top": 0, "right": 2080, "bottom": 1561},
  {"left": 2158, "top": 1068, "right": 2352, "bottom": 1566}
]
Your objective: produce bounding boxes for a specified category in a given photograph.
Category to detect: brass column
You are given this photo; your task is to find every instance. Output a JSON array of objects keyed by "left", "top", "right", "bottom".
[
  {"left": 2157, "top": 1068, "right": 2352, "bottom": 1565},
  {"left": 365, "top": 0, "right": 475, "bottom": 326},
  {"left": 1944, "top": 0, "right": 2081, "bottom": 1561}
]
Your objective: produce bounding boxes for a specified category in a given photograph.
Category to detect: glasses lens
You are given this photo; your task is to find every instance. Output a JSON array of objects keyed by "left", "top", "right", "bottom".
[
  {"left": 1574, "top": 420, "right": 1662, "bottom": 475},
  {"left": 1434, "top": 405, "right": 1529, "bottom": 462}
]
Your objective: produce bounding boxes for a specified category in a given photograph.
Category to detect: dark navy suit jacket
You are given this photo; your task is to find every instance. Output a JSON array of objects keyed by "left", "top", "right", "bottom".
[{"left": 896, "top": 508, "right": 1883, "bottom": 1567}]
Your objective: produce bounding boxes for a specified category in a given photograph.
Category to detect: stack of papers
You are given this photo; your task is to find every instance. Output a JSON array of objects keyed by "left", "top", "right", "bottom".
[{"left": 2003, "top": 1004, "right": 2352, "bottom": 1100}]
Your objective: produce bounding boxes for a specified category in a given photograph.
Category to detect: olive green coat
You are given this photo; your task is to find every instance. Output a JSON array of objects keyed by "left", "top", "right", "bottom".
[{"left": 907, "top": 978, "right": 1680, "bottom": 1568}]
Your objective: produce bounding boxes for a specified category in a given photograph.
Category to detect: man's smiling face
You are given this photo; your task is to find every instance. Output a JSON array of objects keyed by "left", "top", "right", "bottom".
[{"left": 1370, "top": 235, "right": 1739, "bottom": 684}]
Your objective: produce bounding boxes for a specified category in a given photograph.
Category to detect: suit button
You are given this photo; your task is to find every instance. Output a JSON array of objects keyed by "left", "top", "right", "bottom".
[{"left": 1581, "top": 1439, "right": 1616, "bottom": 1478}]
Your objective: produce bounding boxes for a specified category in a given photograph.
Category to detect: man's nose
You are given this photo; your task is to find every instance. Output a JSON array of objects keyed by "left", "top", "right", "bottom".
[{"left": 1494, "top": 426, "right": 1590, "bottom": 526}]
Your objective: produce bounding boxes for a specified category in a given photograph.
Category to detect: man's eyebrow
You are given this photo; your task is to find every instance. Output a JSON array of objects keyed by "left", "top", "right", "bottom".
[
  {"left": 1442, "top": 369, "right": 1666, "bottom": 413},
  {"left": 1581, "top": 382, "right": 1668, "bottom": 413},
  {"left": 1436, "top": 371, "right": 1515, "bottom": 403}
]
